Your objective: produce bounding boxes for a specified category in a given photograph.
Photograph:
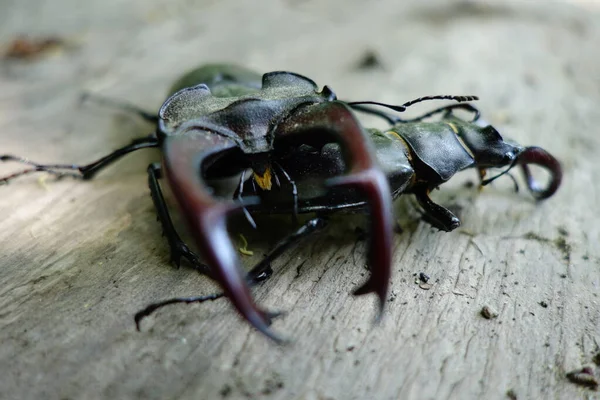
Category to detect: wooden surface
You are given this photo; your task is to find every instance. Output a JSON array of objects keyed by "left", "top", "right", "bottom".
[{"left": 1, "top": 1, "right": 599, "bottom": 399}]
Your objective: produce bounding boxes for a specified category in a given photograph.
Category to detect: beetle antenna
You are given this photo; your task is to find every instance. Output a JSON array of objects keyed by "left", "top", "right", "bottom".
[
  {"left": 274, "top": 161, "right": 299, "bottom": 224},
  {"left": 349, "top": 104, "right": 398, "bottom": 124},
  {"left": 348, "top": 95, "right": 478, "bottom": 113},
  {"left": 347, "top": 101, "right": 408, "bottom": 113},
  {"left": 236, "top": 169, "right": 257, "bottom": 229}
]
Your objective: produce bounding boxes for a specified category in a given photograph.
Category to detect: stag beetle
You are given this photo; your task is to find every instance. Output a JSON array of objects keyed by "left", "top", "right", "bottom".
[
  {"left": 0, "top": 64, "right": 561, "bottom": 341},
  {"left": 135, "top": 99, "right": 563, "bottom": 329}
]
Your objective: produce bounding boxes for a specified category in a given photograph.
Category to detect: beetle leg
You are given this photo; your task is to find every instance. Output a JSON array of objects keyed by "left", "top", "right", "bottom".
[
  {"left": 275, "top": 101, "right": 393, "bottom": 314},
  {"left": 273, "top": 161, "right": 298, "bottom": 224},
  {"left": 80, "top": 92, "right": 159, "bottom": 123},
  {"left": 0, "top": 135, "right": 158, "bottom": 183},
  {"left": 147, "top": 163, "right": 211, "bottom": 275},
  {"left": 162, "top": 131, "right": 281, "bottom": 341},
  {"left": 414, "top": 186, "right": 461, "bottom": 232},
  {"left": 516, "top": 146, "right": 562, "bottom": 200},
  {"left": 349, "top": 104, "right": 398, "bottom": 125},
  {"left": 246, "top": 217, "right": 328, "bottom": 284},
  {"left": 134, "top": 217, "right": 328, "bottom": 329},
  {"left": 351, "top": 103, "right": 481, "bottom": 125}
]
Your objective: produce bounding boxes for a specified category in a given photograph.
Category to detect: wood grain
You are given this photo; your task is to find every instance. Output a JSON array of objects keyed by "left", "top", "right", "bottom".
[{"left": 1, "top": 1, "right": 599, "bottom": 399}]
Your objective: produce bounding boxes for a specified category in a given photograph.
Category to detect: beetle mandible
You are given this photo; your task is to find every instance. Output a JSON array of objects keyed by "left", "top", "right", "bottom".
[{"left": 1, "top": 64, "right": 471, "bottom": 341}]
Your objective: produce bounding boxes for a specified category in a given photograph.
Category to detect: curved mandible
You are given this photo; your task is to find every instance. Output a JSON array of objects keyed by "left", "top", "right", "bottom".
[
  {"left": 162, "top": 131, "right": 281, "bottom": 341},
  {"left": 275, "top": 101, "right": 394, "bottom": 315},
  {"left": 516, "top": 146, "right": 562, "bottom": 200}
]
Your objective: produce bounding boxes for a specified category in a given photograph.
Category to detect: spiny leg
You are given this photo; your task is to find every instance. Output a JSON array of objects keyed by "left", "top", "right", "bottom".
[
  {"left": 148, "top": 163, "right": 211, "bottom": 276},
  {"left": 1, "top": 135, "right": 159, "bottom": 183},
  {"left": 80, "top": 92, "right": 159, "bottom": 124},
  {"left": 413, "top": 185, "right": 460, "bottom": 232},
  {"left": 134, "top": 217, "right": 328, "bottom": 329}
]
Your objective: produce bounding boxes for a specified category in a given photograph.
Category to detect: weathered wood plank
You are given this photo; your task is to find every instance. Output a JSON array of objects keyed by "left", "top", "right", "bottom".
[{"left": 1, "top": 1, "right": 599, "bottom": 399}]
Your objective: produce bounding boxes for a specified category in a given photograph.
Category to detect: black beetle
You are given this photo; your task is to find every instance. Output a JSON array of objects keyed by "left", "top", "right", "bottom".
[{"left": 134, "top": 97, "right": 562, "bottom": 333}]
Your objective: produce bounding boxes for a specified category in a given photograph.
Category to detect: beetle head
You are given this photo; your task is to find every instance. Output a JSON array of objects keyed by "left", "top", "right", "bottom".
[{"left": 456, "top": 119, "right": 524, "bottom": 169}]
